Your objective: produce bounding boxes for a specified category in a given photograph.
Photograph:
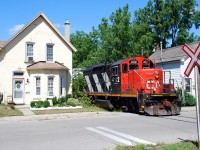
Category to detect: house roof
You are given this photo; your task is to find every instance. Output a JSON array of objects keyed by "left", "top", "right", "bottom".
[
  {"left": 27, "top": 61, "right": 69, "bottom": 70},
  {"left": 0, "top": 12, "right": 77, "bottom": 53},
  {"left": 0, "top": 41, "right": 6, "bottom": 46},
  {"left": 149, "top": 41, "right": 199, "bottom": 64}
]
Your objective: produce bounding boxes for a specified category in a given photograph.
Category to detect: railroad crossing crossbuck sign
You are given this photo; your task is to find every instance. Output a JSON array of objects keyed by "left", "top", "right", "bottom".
[{"left": 182, "top": 43, "right": 200, "bottom": 77}]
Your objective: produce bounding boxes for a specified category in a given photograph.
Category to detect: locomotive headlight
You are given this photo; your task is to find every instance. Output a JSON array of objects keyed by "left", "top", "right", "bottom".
[{"left": 155, "top": 71, "right": 159, "bottom": 75}]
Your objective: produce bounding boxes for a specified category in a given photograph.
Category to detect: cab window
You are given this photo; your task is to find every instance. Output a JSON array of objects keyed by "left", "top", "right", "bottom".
[
  {"left": 122, "top": 64, "right": 128, "bottom": 73},
  {"left": 111, "top": 66, "right": 119, "bottom": 75}
]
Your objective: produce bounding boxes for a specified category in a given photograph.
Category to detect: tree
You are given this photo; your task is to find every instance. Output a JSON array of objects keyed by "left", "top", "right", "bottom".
[
  {"left": 98, "top": 4, "right": 132, "bottom": 62},
  {"left": 71, "top": 30, "right": 99, "bottom": 68},
  {"left": 134, "top": 0, "right": 200, "bottom": 48}
]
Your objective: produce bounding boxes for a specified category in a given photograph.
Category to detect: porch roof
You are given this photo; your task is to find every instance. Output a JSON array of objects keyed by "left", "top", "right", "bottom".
[{"left": 27, "top": 61, "right": 69, "bottom": 70}]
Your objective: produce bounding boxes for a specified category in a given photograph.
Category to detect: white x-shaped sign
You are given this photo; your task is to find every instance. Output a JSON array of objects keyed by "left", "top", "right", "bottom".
[{"left": 182, "top": 43, "right": 200, "bottom": 77}]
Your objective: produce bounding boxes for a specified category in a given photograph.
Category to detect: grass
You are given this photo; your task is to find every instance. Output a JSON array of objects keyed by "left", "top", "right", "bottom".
[
  {"left": 115, "top": 141, "right": 198, "bottom": 150},
  {"left": 0, "top": 104, "right": 24, "bottom": 117},
  {"left": 32, "top": 106, "right": 107, "bottom": 115}
]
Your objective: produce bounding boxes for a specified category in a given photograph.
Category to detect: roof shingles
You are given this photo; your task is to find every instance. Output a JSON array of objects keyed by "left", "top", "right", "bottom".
[
  {"left": 149, "top": 42, "right": 199, "bottom": 63},
  {"left": 27, "top": 61, "right": 69, "bottom": 70}
]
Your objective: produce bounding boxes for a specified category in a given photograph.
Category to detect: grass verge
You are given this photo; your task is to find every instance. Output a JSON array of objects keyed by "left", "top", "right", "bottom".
[
  {"left": 32, "top": 106, "right": 107, "bottom": 115},
  {"left": 116, "top": 141, "right": 198, "bottom": 150},
  {"left": 0, "top": 104, "right": 24, "bottom": 117}
]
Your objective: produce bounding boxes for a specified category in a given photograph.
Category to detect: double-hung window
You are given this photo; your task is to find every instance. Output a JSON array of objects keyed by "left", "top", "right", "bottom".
[
  {"left": 26, "top": 42, "right": 34, "bottom": 62},
  {"left": 35, "top": 77, "right": 41, "bottom": 95},
  {"left": 46, "top": 44, "right": 54, "bottom": 62},
  {"left": 48, "top": 76, "right": 54, "bottom": 96}
]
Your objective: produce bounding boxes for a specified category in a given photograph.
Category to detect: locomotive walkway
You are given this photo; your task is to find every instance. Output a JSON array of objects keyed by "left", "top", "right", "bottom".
[{"left": 0, "top": 106, "right": 196, "bottom": 122}]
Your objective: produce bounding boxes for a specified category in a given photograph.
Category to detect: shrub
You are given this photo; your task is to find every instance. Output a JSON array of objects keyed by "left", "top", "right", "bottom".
[
  {"left": 43, "top": 100, "right": 50, "bottom": 108},
  {"left": 77, "top": 92, "right": 92, "bottom": 107},
  {"left": 67, "top": 98, "right": 81, "bottom": 107},
  {"left": 72, "top": 73, "right": 86, "bottom": 97},
  {"left": 30, "top": 101, "right": 37, "bottom": 108},
  {"left": 36, "top": 101, "right": 44, "bottom": 108},
  {"left": 177, "top": 88, "right": 196, "bottom": 106},
  {"left": 52, "top": 96, "right": 58, "bottom": 106},
  {"left": 65, "top": 94, "right": 72, "bottom": 100}
]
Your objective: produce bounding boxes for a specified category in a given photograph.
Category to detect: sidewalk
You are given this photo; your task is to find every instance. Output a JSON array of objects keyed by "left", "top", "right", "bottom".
[{"left": 0, "top": 106, "right": 196, "bottom": 122}]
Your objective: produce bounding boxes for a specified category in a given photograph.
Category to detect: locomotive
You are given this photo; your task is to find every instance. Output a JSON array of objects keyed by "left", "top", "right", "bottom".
[{"left": 83, "top": 56, "right": 181, "bottom": 116}]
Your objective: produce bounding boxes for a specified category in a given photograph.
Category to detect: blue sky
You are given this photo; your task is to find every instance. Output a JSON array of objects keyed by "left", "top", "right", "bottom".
[{"left": 1, "top": 0, "right": 200, "bottom": 40}]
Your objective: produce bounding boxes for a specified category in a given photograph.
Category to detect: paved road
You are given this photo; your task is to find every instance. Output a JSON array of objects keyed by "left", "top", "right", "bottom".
[{"left": 0, "top": 111, "right": 197, "bottom": 150}]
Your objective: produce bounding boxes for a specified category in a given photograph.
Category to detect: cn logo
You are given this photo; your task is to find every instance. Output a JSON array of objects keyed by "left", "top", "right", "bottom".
[
  {"left": 182, "top": 43, "right": 200, "bottom": 77},
  {"left": 146, "top": 80, "right": 160, "bottom": 90}
]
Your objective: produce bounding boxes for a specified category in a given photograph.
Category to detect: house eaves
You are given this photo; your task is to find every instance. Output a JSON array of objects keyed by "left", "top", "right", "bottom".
[{"left": 0, "top": 12, "right": 77, "bottom": 53}]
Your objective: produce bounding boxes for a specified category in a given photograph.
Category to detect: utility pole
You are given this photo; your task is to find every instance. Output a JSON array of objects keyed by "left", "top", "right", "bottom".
[
  {"left": 197, "top": 66, "right": 200, "bottom": 150},
  {"left": 160, "top": 41, "right": 163, "bottom": 69}
]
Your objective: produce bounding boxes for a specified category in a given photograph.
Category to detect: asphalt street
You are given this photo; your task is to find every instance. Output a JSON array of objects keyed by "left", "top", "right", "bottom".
[{"left": 0, "top": 111, "right": 197, "bottom": 150}]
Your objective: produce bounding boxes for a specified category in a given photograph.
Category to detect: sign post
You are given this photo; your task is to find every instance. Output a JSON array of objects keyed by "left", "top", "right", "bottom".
[{"left": 182, "top": 43, "right": 200, "bottom": 149}]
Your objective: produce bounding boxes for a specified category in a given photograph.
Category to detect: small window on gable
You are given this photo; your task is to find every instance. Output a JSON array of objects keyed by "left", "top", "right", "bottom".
[
  {"left": 122, "top": 64, "right": 128, "bottom": 73},
  {"left": 46, "top": 43, "right": 54, "bottom": 62}
]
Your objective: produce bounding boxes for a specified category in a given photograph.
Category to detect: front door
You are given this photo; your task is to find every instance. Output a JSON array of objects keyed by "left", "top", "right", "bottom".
[{"left": 13, "top": 79, "right": 24, "bottom": 104}]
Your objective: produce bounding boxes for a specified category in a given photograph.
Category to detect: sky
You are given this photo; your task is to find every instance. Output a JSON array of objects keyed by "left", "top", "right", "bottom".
[{"left": 1, "top": 0, "right": 200, "bottom": 41}]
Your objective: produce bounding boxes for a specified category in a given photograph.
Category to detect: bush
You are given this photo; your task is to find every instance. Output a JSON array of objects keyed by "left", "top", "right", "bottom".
[
  {"left": 67, "top": 98, "right": 81, "bottom": 107},
  {"left": 177, "top": 88, "right": 196, "bottom": 106},
  {"left": 65, "top": 94, "right": 72, "bottom": 100},
  {"left": 52, "top": 97, "right": 58, "bottom": 106},
  {"left": 36, "top": 101, "right": 44, "bottom": 108},
  {"left": 77, "top": 92, "right": 92, "bottom": 107},
  {"left": 43, "top": 100, "right": 50, "bottom": 108},
  {"left": 30, "top": 101, "right": 37, "bottom": 108},
  {"left": 72, "top": 73, "right": 86, "bottom": 97}
]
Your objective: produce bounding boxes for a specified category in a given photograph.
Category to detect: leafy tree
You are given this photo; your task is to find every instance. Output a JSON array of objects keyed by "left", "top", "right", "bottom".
[
  {"left": 71, "top": 1, "right": 200, "bottom": 68},
  {"left": 72, "top": 72, "right": 86, "bottom": 97},
  {"left": 71, "top": 30, "right": 99, "bottom": 68},
  {"left": 98, "top": 4, "right": 132, "bottom": 62},
  {"left": 134, "top": 0, "right": 200, "bottom": 48}
]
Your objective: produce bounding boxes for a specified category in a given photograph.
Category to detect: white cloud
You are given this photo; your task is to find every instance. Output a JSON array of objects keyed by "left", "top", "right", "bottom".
[
  {"left": 54, "top": 23, "right": 64, "bottom": 29},
  {"left": 9, "top": 24, "right": 25, "bottom": 35}
]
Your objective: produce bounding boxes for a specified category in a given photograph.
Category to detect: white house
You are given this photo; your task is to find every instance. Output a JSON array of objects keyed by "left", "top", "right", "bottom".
[
  {"left": 0, "top": 13, "right": 77, "bottom": 105},
  {"left": 149, "top": 42, "right": 198, "bottom": 96}
]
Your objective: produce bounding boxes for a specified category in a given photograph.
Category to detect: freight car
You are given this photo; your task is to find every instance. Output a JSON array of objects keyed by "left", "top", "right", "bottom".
[{"left": 83, "top": 56, "right": 181, "bottom": 116}]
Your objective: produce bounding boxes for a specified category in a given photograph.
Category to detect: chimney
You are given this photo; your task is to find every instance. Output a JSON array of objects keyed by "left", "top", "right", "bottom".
[
  {"left": 155, "top": 45, "right": 160, "bottom": 50},
  {"left": 64, "top": 19, "right": 70, "bottom": 42}
]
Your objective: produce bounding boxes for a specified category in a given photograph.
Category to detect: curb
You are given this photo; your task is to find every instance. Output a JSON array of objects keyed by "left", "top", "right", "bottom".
[{"left": 0, "top": 112, "right": 117, "bottom": 122}]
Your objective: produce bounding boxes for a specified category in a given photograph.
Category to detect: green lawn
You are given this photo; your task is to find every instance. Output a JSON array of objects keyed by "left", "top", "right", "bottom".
[
  {"left": 116, "top": 141, "right": 198, "bottom": 150},
  {"left": 0, "top": 104, "right": 23, "bottom": 117},
  {"left": 32, "top": 106, "right": 107, "bottom": 115}
]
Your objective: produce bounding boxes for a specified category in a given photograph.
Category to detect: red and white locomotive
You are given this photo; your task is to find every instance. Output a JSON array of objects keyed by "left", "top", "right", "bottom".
[{"left": 83, "top": 56, "right": 181, "bottom": 115}]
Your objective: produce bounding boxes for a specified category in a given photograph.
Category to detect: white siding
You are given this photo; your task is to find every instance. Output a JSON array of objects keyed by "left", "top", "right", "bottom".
[{"left": 157, "top": 59, "right": 195, "bottom": 96}]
